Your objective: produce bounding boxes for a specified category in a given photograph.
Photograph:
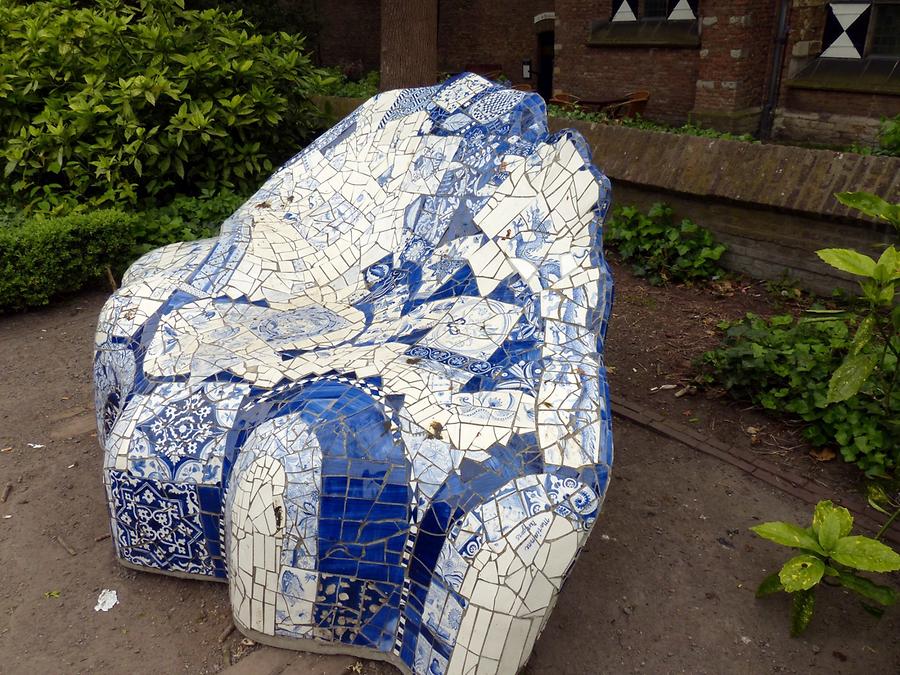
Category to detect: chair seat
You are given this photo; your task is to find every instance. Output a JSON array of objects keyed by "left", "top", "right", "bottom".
[{"left": 95, "top": 73, "right": 614, "bottom": 675}]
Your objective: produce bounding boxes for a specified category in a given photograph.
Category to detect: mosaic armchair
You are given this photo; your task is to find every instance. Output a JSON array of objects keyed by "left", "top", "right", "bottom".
[{"left": 95, "top": 74, "right": 614, "bottom": 674}]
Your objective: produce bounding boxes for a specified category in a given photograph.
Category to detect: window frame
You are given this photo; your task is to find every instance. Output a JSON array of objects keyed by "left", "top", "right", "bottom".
[{"left": 611, "top": 1, "right": 696, "bottom": 23}]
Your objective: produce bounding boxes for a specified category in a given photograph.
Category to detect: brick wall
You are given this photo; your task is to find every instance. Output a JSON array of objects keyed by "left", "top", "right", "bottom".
[
  {"left": 776, "top": 88, "right": 900, "bottom": 146},
  {"left": 691, "top": 0, "right": 776, "bottom": 133},
  {"left": 297, "top": 0, "right": 381, "bottom": 76},
  {"left": 775, "top": 0, "right": 900, "bottom": 145},
  {"left": 302, "top": 0, "right": 898, "bottom": 146},
  {"left": 438, "top": 0, "right": 554, "bottom": 84},
  {"left": 554, "top": 1, "right": 700, "bottom": 124}
]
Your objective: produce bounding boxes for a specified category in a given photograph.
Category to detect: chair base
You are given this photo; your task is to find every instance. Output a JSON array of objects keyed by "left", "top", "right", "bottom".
[
  {"left": 235, "top": 622, "right": 416, "bottom": 675},
  {"left": 116, "top": 557, "right": 227, "bottom": 584}
]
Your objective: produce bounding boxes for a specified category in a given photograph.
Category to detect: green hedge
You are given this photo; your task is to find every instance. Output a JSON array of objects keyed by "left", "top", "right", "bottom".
[
  {"left": 0, "top": 190, "right": 246, "bottom": 311},
  {"left": 0, "top": 210, "right": 137, "bottom": 310}
]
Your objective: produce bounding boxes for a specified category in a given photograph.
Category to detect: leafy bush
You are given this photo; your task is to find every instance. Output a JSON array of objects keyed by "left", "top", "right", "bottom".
[
  {"left": 879, "top": 114, "right": 900, "bottom": 156},
  {"left": 700, "top": 313, "right": 899, "bottom": 476},
  {"left": 0, "top": 202, "right": 24, "bottom": 229},
  {"left": 135, "top": 189, "right": 245, "bottom": 254},
  {"left": 547, "top": 105, "right": 757, "bottom": 143},
  {"left": 849, "top": 114, "right": 900, "bottom": 157},
  {"left": 752, "top": 500, "right": 900, "bottom": 636},
  {"left": 0, "top": 209, "right": 138, "bottom": 310},
  {"left": 315, "top": 68, "right": 380, "bottom": 98},
  {"left": 186, "top": 0, "right": 316, "bottom": 36},
  {"left": 0, "top": 0, "right": 325, "bottom": 207},
  {"left": 606, "top": 203, "right": 726, "bottom": 285},
  {"left": 812, "top": 193, "right": 899, "bottom": 409}
]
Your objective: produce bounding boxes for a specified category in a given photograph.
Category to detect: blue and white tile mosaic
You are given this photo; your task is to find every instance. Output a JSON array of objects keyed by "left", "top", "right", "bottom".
[{"left": 95, "top": 73, "right": 614, "bottom": 674}]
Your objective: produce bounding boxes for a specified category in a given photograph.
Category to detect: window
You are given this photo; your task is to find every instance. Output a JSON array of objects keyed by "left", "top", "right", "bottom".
[
  {"left": 610, "top": 1, "right": 697, "bottom": 23},
  {"left": 643, "top": 1, "right": 670, "bottom": 20},
  {"left": 822, "top": 1, "right": 900, "bottom": 59},
  {"left": 597, "top": 1, "right": 699, "bottom": 46},
  {"left": 870, "top": 3, "right": 900, "bottom": 56}
]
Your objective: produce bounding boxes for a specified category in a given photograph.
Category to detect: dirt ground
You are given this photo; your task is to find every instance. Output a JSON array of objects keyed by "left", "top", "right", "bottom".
[
  {"left": 604, "top": 257, "right": 864, "bottom": 498},
  {"left": 1, "top": 267, "right": 898, "bottom": 674}
]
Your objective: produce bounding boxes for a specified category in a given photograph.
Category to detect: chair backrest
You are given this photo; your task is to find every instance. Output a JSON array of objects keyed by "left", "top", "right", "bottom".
[
  {"left": 198, "top": 74, "right": 609, "bottom": 316},
  {"left": 549, "top": 92, "right": 581, "bottom": 106},
  {"left": 603, "top": 90, "right": 650, "bottom": 119}
]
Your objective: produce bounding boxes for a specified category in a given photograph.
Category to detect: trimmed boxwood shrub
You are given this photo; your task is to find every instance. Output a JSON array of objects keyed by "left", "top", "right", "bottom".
[
  {"left": 0, "top": 190, "right": 246, "bottom": 310},
  {"left": 0, "top": 210, "right": 138, "bottom": 310}
]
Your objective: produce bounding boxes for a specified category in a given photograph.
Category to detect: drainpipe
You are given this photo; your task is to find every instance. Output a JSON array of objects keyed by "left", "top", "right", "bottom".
[{"left": 758, "top": 0, "right": 791, "bottom": 140}]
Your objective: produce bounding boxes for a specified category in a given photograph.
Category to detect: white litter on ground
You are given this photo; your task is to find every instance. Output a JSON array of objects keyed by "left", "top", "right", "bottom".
[{"left": 94, "top": 589, "right": 118, "bottom": 612}]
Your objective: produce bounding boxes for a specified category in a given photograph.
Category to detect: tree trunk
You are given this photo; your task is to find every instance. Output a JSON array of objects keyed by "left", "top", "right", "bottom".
[{"left": 380, "top": 0, "right": 438, "bottom": 91}]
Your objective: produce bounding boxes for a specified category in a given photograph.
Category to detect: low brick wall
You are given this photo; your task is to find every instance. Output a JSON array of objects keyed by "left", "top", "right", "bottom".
[{"left": 550, "top": 117, "right": 900, "bottom": 294}]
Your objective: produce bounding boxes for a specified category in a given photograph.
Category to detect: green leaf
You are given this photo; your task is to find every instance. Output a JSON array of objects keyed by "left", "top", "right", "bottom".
[
  {"left": 836, "top": 571, "right": 898, "bottom": 606},
  {"left": 835, "top": 191, "right": 900, "bottom": 227},
  {"left": 873, "top": 246, "right": 900, "bottom": 284},
  {"left": 790, "top": 588, "right": 815, "bottom": 637},
  {"left": 812, "top": 500, "right": 853, "bottom": 551},
  {"left": 866, "top": 483, "right": 893, "bottom": 516},
  {"left": 751, "top": 522, "right": 826, "bottom": 555},
  {"left": 800, "top": 310, "right": 853, "bottom": 324},
  {"left": 831, "top": 536, "right": 900, "bottom": 572},
  {"left": 878, "top": 245, "right": 900, "bottom": 274},
  {"left": 860, "top": 601, "right": 885, "bottom": 618},
  {"left": 756, "top": 572, "right": 784, "bottom": 597},
  {"left": 779, "top": 554, "right": 825, "bottom": 592},
  {"left": 816, "top": 248, "right": 877, "bottom": 277},
  {"left": 849, "top": 315, "right": 876, "bottom": 356},
  {"left": 827, "top": 352, "right": 878, "bottom": 404}
]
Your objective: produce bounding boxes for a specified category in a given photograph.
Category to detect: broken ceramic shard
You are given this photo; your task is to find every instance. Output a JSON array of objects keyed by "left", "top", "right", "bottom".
[{"left": 95, "top": 73, "right": 614, "bottom": 674}]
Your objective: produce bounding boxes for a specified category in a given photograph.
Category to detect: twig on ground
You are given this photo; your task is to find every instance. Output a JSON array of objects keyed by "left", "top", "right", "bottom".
[
  {"left": 0, "top": 483, "right": 11, "bottom": 503},
  {"left": 761, "top": 434, "right": 805, "bottom": 452},
  {"left": 54, "top": 535, "right": 77, "bottom": 556},
  {"left": 218, "top": 621, "right": 235, "bottom": 644},
  {"left": 94, "top": 532, "right": 111, "bottom": 542}
]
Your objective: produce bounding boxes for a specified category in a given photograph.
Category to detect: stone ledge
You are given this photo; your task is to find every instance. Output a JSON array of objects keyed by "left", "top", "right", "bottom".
[
  {"left": 786, "top": 57, "right": 900, "bottom": 97},
  {"left": 548, "top": 116, "right": 900, "bottom": 225},
  {"left": 587, "top": 19, "right": 700, "bottom": 49}
]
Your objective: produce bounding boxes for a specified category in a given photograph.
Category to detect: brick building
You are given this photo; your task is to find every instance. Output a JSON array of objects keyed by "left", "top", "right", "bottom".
[{"left": 303, "top": 1, "right": 900, "bottom": 145}]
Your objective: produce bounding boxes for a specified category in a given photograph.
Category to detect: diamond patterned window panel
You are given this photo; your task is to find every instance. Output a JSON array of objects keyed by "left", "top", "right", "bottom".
[
  {"left": 95, "top": 73, "right": 615, "bottom": 675},
  {"left": 611, "top": 0, "right": 697, "bottom": 22},
  {"left": 822, "top": 2, "right": 872, "bottom": 59}
]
